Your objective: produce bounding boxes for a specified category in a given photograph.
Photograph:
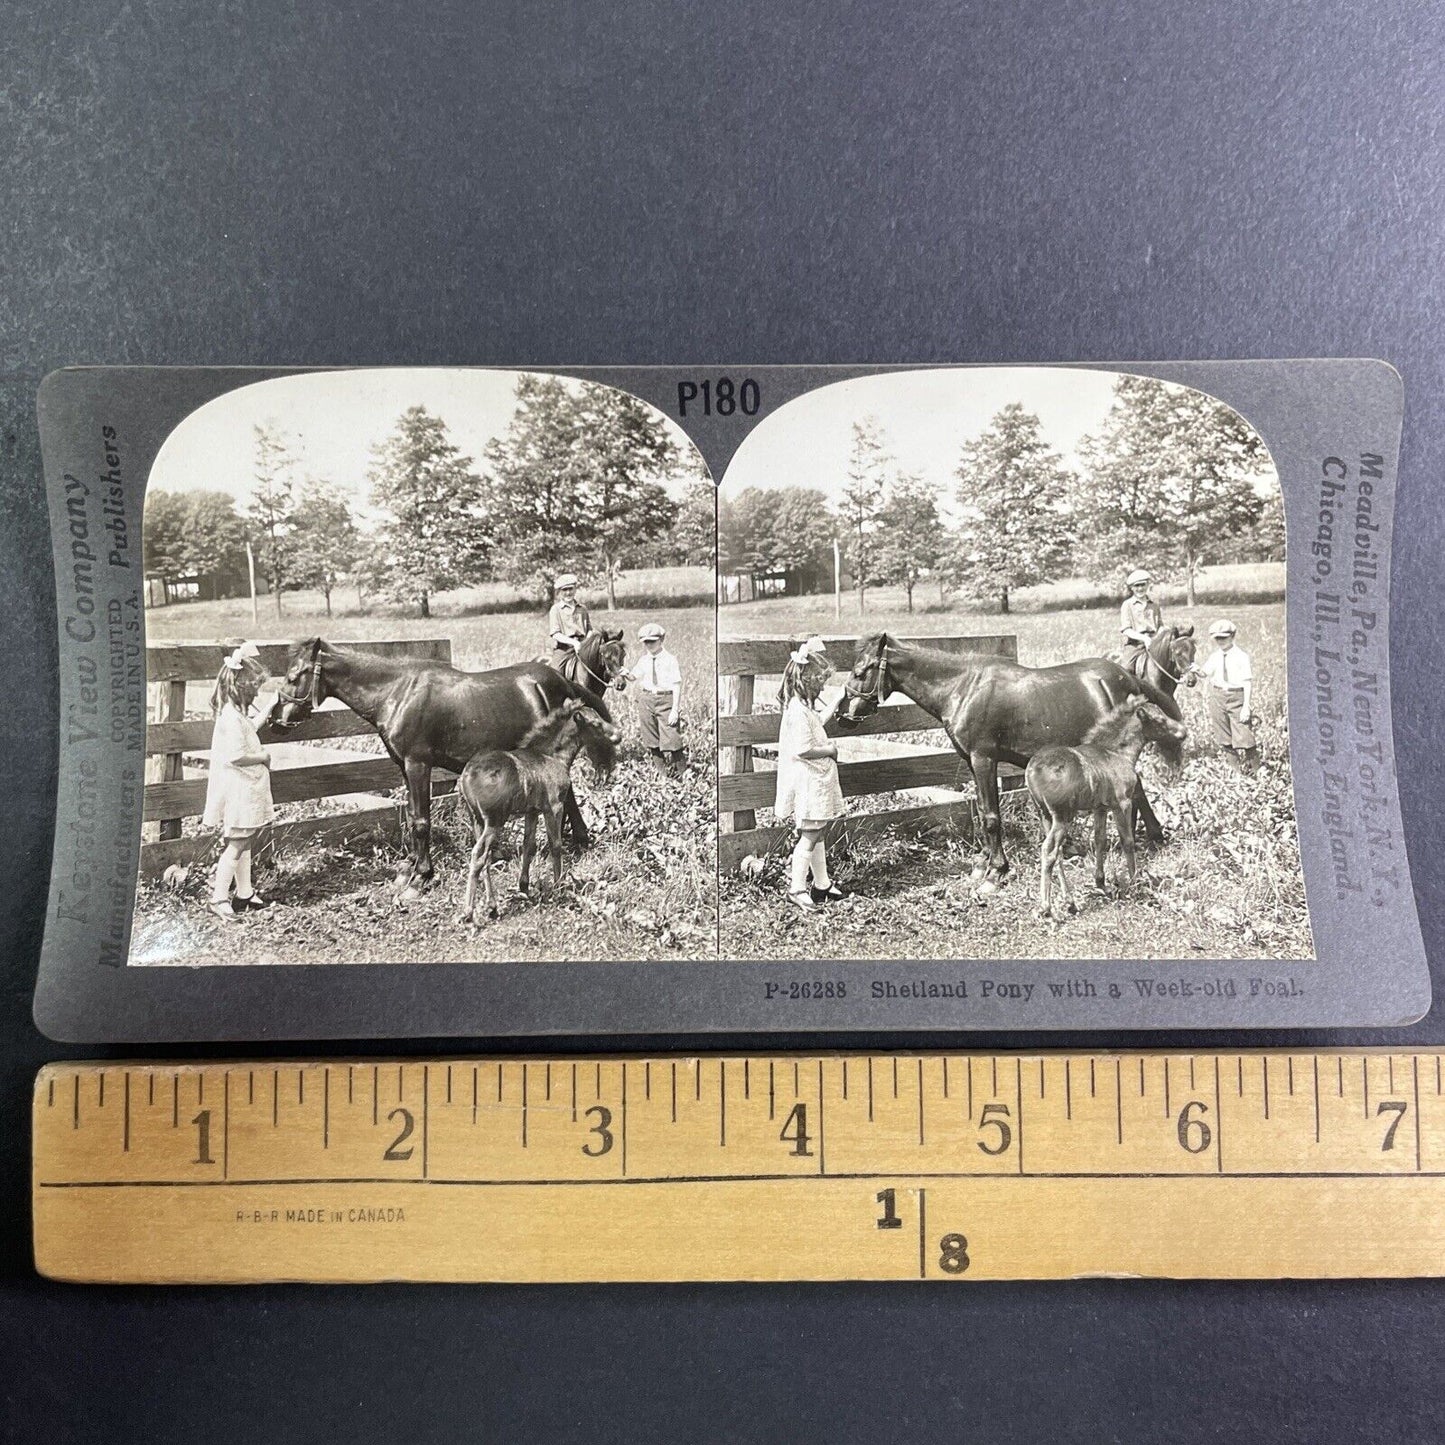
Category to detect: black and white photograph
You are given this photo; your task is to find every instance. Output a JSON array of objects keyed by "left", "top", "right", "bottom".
[
  {"left": 131, "top": 368, "right": 717, "bottom": 965},
  {"left": 718, "top": 367, "right": 1312, "bottom": 963}
]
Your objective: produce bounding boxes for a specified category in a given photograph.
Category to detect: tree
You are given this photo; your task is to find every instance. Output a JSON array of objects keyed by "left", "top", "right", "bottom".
[
  {"left": 249, "top": 423, "right": 296, "bottom": 619},
  {"left": 1239, "top": 486, "right": 1286, "bottom": 564},
  {"left": 1074, "top": 376, "right": 1270, "bottom": 604},
  {"left": 585, "top": 389, "right": 682, "bottom": 608},
  {"left": 839, "top": 417, "right": 890, "bottom": 614},
  {"left": 484, "top": 377, "right": 692, "bottom": 608},
  {"left": 289, "top": 478, "right": 359, "bottom": 617},
  {"left": 142, "top": 490, "right": 187, "bottom": 579},
  {"left": 874, "top": 472, "right": 941, "bottom": 613},
  {"left": 718, "top": 486, "right": 836, "bottom": 579},
  {"left": 143, "top": 490, "right": 246, "bottom": 600},
  {"left": 953, "top": 403, "right": 1074, "bottom": 613},
  {"left": 664, "top": 472, "right": 718, "bottom": 567},
  {"left": 369, "top": 406, "right": 489, "bottom": 618},
  {"left": 177, "top": 492, "right": 247, "bottom": 599}
]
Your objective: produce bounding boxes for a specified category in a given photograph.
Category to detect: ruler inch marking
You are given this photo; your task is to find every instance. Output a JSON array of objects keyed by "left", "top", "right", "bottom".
[
  {"left": 917, "top": 1187, "right": 927, "bottom": 1279},
  {"left": 122, "top": 1073, "right": 130, "bottom": 1153},
  {"left": 1414, "top": 1055, "right": 1423, "bottom": 1174},
  {"left": 324, "top": 1068, "right": 330, "bottom": 1149},
  {"left": 917, "top": 1058, "right": 925, "bottom": 1146},
  {"left": 1016, "top": 1058, "right": 1024, "bottom": 1176},
  {"left": 421, "top": 1066, "right": 430, "bottom": 1180},
  {"left": 1313, "top": 1056, "right": 1321, "bottom": 1144},
  {"left": 222, "top": 1070, "right": 229, "bottom": 1181},
  {"left": 817, "top": 1060, "right": 826, "bottom": 1177},
  {"left": 1065, "top": 1059, "right": 1072, "bottom": 1120},
  {"left": 1214, "top": 1054, "right": 1223, "bottom": 1174},
  {"left": 1115, "top": 1059, "right": 1123, "bottom": 1145}
]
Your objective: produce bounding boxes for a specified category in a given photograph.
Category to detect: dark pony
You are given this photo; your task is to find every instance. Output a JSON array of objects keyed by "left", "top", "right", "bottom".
[
  {"left": 265, "top": 639, "right": 618, "bottom": 902},
  {"left": 838, "top": 633, "right": 1185, "bottom": 888},
  {"left": 1026, "top": 694, "right": 1188, "bottom": 919},
  {"left": 1139, "top": 624, "right": 1197, "bottom": 700},
  {"left": 551, "top": 629, "right": 627, "bottom": 714},
  {"left": 457, "top": 699, "right": 622, "bottom": 925}
]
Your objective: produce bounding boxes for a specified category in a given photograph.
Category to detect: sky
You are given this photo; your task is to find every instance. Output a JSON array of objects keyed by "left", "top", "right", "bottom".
[
  {"left": 719, "top": 367, "right": 1273, "bottom": 510},
  {"left": 149, "top": 368, "right": 703, "bottom": 523}
]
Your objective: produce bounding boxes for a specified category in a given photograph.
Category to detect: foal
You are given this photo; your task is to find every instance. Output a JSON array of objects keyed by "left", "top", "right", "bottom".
[
  {"left": 457, "top": 699, "right": 621, "bottom": 925},
  {"left": 1026, "top": 694, "right": 1188, "bottom": 920}
]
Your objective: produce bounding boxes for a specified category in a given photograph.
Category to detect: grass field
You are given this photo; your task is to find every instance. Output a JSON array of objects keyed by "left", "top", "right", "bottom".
[
  {"left": 135, "top": 581, "right": 716, "bottom": 965},
  {"left": 719, "top": 583, "right": 1312, "bottom": 963}
]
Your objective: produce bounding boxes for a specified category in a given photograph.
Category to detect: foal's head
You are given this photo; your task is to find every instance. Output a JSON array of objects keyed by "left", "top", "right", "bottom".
[
  {"left": 523, "top": 699, "right": 623, "bottom": 759},
  {"left": 1086, "top": 694, "right": 1188, "bottom": 757}
]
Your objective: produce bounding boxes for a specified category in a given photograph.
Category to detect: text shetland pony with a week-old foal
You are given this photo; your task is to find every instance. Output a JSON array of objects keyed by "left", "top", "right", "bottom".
[
  {"left": 838, "top": 633, "right": 1185, "bottom": 888},
  {"left": 1026, "top": 694, "right": 1188, "bottom": 920},
  {"left": 457, "top": 699, "right": 622, "bottom": 926},
  {"left": 265, "top": 639, "right": 619, "bottom": 902}
]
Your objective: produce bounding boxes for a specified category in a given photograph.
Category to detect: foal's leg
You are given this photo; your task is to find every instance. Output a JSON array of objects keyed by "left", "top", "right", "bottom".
[
  {"left": 1053, "top": 823, "right": 1078, "bottom": 916},
  {"left": 543, "top": 805, "right": 565, "bottom": 892},
  {"left": 480, "top": 822, "right": 500, "bottom": 920},
  {"left": 1114, "top": 802, "right": 1137, "bottom": 893},
  {"left": 459, "top": 827, "right": 485, "bottom": 925},
  {"left": 1093, "top": 809, "right": 1109, "bottom": 891},
  {"left": 518, "top": 810, "right": 539, "bottom": 894}
]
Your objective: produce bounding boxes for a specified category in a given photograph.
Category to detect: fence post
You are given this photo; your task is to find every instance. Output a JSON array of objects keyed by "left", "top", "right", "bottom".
[
  {"left": 719, "top": 670, "right": 756, "bottom": 832},
  {"left": 144, "top": 678, "right": 187, "bottom": 842}
]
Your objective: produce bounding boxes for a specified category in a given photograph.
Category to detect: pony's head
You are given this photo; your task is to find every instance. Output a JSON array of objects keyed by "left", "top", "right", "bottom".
[
  {"left": 837, "top": 633, "right": 889, "bottom": 726},
  {"left": 1158, "top": 624, "right": 1198, "bottom": 686},
  {"left": 268, "top": 637, "right": 326, "bottom": 729}
]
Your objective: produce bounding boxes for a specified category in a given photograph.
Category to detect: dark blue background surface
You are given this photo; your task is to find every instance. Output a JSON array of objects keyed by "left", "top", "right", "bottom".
[{"left": 4, "top": 1, "right": 1445, "bottom": 1439}]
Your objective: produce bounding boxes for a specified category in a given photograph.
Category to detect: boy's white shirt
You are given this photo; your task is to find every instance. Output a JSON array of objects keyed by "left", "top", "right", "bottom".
[{"left": 627, "top": 647, "right": 682, "bottom": 690}]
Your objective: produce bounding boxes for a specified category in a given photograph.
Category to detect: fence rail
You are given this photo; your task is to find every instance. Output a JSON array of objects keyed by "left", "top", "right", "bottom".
[
  {"left": 717, "top": 632, "right": 1022, "bottom": 872},
  {"left": 140, "top": 637, "right": 452, "bottom": 877}
]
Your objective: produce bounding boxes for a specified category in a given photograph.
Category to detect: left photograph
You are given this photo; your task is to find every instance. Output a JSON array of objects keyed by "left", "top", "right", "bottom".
[{"left": 133, "top": 369, "right": 717, "bottom": 965}]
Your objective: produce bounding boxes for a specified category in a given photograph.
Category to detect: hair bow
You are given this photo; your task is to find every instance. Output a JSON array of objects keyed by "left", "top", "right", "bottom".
[
  {"left": 789, "top": 636, "right": 826, "bottom": 666},
  {"left": 223, "top": 640, "right": 262, "bottom": 672}
]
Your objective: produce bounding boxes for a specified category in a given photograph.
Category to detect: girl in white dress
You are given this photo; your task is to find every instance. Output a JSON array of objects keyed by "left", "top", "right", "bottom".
[
  {"left": 202, "top": 641, "right": 276, "bottom": 922},
  {"left": 773, "top": 637, "right": 847, "bottom": 914}
]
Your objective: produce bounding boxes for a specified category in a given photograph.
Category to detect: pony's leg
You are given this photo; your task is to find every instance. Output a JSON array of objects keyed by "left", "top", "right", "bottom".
[
  {"left": 561, "top": 785, "right": 591, "bottom": 851},
  {"left": 396, "top": 761, "right": 433, "bottom": 904},
  {"left": 971, "top": 754, "right": 1008, "bottom": 888},
  {"left": 1132, "top": 776, "right": 1166, "bottom": 845},
  {"left": 518, "top": 810, "right": 539, "bottom": 894},
  {"left": 544, "top": 807, "right": 565, "bottom": 892}
]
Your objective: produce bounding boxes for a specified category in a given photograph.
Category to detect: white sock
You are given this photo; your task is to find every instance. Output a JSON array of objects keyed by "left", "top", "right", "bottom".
[
  {"left": 212, "top": 849, "right": 237, "bottom": 904},
  {"left": 234, "top": 847, "right": 253, "bottom": 898},
  {"left": 790, "top": 837, "right": 811, "bottom": 893},
  {"left": 809, "top": 839, "right": 831, "bottom": 889}
]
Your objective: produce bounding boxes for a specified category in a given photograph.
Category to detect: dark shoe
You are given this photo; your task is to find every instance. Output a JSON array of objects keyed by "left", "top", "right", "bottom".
[
  {"left": 811, "top": 883, "right": 847, "bottom": 903},
  {"left": 232, "top": 894, "right": 271, "bottom": 913}
]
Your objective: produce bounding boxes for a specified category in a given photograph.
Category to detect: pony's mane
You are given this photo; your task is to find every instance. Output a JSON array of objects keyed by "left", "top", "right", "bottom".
[
  {"left": 518, "top": 703, "right": 590, "bottom": 751},
  {"left": 859, "top": 633, "right": 973, "bottom": 676}
]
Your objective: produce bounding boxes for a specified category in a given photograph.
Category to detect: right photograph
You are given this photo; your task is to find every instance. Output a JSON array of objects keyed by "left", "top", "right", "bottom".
[{"left": 717, "top": 366, "right": 1314, "bottom": 963}]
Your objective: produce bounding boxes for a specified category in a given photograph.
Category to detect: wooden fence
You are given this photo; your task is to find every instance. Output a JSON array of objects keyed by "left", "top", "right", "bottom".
[
  {"left": 141, "top": 638, "right": 453, "bottom": 877},
  {"left": 717, "top": 633, "right": 1023, "bottom": 872}
]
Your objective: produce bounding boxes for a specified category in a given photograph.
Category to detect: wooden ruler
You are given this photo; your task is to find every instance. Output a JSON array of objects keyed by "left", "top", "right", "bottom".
[{"left": 32, "top": 1051, "right": 1445, "bottom": 1283}]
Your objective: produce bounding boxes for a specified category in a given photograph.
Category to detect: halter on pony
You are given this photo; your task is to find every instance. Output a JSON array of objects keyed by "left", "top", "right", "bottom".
[
  {"left": 271, "top": 639, "right": 325, "bottom": 722},
  {"left": 840, "top": 636, "right": 891, "bottom": 719}
]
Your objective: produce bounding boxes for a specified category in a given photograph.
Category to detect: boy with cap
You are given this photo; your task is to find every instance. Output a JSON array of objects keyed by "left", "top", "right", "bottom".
[
  {"left": 1119, "top": 568, "right": 1163, "bottom": 678},
  {"left": 547, "top": 573, "right": 591, "bottom": 657},
  {"left": 622, "top": 622, "right": 685, "bottom": 773},
  {"left": 1191, "top": 619, "right": 1258, "bottom": 771}
]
